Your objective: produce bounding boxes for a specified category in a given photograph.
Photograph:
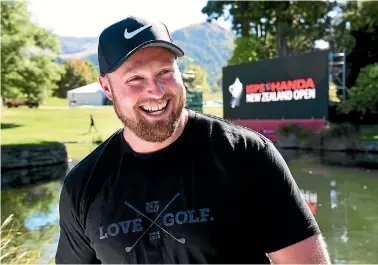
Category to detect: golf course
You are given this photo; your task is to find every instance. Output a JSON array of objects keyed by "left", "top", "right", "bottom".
[{"left": 1, "top": 97, "right": 223, "bottom": 160}]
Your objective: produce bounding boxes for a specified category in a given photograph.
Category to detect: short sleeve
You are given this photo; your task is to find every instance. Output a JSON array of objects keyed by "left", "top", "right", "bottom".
[
  {"left": 250, "top": 142, "right": 321, "bottom": 253},
  {"left": 55, "top": 186, "right": 101, "bottom": 264}
]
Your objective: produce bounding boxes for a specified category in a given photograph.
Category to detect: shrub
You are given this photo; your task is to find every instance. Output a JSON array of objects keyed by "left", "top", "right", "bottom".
[
  {"left": 325, "top": 123, "right": 359, "bottom": 138},
  {"left": 277, "top": 123, "right": 313, "bottom": 139},
  {"left": 339, "top": 63, "right": 378, "bottom": 116},
  {"left": 277, "top": 123, "right": 303, "bottom": 136},
  {"left": 297, "top": 127, "right": 313, "bottom": 139}
]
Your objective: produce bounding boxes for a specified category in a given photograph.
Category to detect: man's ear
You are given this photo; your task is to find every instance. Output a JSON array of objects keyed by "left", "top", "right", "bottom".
[{"left": 98, "top": 75, "right": 113, "bottom": 101}]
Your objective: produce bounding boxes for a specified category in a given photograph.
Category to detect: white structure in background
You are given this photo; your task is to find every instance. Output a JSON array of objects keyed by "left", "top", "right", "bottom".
[{"left": 67, "top": 82, "right": 106, "bottom": 106}]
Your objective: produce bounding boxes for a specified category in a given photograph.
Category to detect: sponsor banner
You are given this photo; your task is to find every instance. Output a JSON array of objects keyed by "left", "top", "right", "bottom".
[{"left": 223, "top": 51, "right": 329, "bottom": 120}]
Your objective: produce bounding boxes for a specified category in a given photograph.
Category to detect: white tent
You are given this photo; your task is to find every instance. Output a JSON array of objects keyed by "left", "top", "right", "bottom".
[{"left": 67, "top": 82, "right": 106, "bottom": 106}]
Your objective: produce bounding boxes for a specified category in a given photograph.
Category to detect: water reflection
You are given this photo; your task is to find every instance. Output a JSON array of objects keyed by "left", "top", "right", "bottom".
[
  {"left": 1, "top": 150, "right": 377, "bottom": 264},
  {"left": 1, "top": 161, "right": 77, "bottom": 264},
  {"left": 280, "top": 150, "right": 378, "bottom": 264}
]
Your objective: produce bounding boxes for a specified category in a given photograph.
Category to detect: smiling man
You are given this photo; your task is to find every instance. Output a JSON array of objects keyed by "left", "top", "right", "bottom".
[{"left": 55, "top": 16, "right": 331, "bottom": 264}]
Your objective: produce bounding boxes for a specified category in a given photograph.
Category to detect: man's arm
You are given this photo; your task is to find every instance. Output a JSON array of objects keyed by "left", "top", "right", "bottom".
[
  {"left": 268, "top": 233, "right": 331, "bottom": 264},
  {"left": 55, "top": 186, "right": 101, "bottom": 264},
  {"left": 246, "top": 141, "right": 331, "bottom": 264}
]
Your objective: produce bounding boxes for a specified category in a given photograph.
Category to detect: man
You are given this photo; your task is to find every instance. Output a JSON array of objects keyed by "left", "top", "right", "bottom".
[
  {"left": 55, "top": 16, "right": 331, "bottom": 264},
  {"left": 88, "top": 114, "right": 98, "bottom": 132}
]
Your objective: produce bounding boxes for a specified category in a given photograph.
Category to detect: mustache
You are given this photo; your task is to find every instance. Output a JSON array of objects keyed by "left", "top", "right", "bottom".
[{"left": 136, "top": 94, "right": 173, "bottom": 106}]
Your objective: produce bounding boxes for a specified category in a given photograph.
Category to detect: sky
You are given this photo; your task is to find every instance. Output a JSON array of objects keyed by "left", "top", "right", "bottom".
[
  {"left": 27, "top": 0, "right": 329, "bottom": 49},
  {"left": 27, "top": 0, "right": 232, "bottom": 37}
]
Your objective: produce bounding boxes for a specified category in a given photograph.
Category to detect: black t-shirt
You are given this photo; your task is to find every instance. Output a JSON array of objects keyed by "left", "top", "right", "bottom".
[{"left": 55, "top": 109, "right": 320, "bottom": 264}]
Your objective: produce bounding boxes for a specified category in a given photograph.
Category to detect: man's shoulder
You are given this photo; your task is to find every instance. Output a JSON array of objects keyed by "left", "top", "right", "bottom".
[
  {"left": 62, "top": 129, "right": 122, "bottom": 195},
  {"left": 191, "top": 110, "right": 271, "bottom": 152}
]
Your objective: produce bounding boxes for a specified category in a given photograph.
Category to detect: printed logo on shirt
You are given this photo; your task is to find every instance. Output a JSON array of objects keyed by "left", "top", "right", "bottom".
[
  {"left": 145, "top": 201, "right": 159, "bottom": 213},
  {"left": 97, "top": 192, "right": 214, "bottom": 252}
]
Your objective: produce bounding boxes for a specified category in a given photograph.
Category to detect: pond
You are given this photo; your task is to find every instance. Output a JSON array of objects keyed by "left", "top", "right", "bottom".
[{"left": 1, "top": 148, "right": 377, "bottom": 264}]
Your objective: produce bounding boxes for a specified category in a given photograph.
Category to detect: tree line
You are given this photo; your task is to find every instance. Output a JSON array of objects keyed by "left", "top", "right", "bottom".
[
  {"left": 1, "top": 1, "right": 98, "bottom": 102},
  {"left": 1, "top": 1, "right": 215, "bottom": 104},
  {"left": 2, "top": 0, "right": 377, "bottom": 118},
  {"left": 202, "top": 1, "right": 378, "bottom": 119}
]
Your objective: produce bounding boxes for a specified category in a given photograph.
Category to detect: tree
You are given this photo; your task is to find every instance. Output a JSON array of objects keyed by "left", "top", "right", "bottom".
[
  {"left": 54, "top": 59, "right": 98, "bottom": 98},
  {"left": 340, "top": 1, "right": 378, "bottom": 88},
  {"left": 212, "top": 74, "right": 223, "bottom": 93},
  {"left": 182, "top": 65, "right": 210, "bottom": 92},
  {"left": 202, "top": 1, "right": 334, "bottom": 61},
  {"left": 1, "top": 1, "right": 63, "bottom": 102},
  {"left": 228, "top": 34, "right": 275, "bottom": 65},
  {"left": 321, "top": 5, "right": 355, "bottom": 54},
  {"left": 339, "top": 63, "right": 378, "bottom": 116}
]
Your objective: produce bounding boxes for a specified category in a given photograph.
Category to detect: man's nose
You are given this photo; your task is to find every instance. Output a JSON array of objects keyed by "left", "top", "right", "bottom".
[{"left": 146, "top": 80, "right": 164, "bottom": 99}]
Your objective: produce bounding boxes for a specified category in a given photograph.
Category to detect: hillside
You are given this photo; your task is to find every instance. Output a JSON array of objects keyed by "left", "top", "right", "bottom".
[{"left": 58, "top": 22, "right": 235, "bottom": 86}]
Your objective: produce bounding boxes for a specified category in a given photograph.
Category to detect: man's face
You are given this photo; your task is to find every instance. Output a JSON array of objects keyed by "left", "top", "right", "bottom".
[{"left": 99, "top": 47, "right": 186, "bottom": 143}]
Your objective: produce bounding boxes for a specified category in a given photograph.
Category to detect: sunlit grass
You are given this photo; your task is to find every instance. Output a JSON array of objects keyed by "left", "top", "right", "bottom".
[
  {"left": 203, "top": 106, "right": 223, "bottom": 117},
  {"left": 42, "top": 97, "right": 67, "bottom": 106},
  {"left": 1, "top": 107, "right": 122, "bottom": 145},
  {"left": 203, "top": 92, "right": 222, "bottom": 101},
  {"left": 1, "top": 104, "right": 224, "bottom": 160}
]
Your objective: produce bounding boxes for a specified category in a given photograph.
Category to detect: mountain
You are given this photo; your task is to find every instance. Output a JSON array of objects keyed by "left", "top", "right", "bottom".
[
  {"left": 58, "top": 36, "right": 98, "bottom": 58},
  {"left": 57, "top": 22, "right": 235, "bottom": 86},
  {"left": 171, "top": 22, "right": 235, "bottom": 85}
]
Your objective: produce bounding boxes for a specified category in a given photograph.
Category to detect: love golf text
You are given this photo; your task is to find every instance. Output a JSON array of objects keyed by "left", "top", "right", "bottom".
[{"left": 99, "top": 208, "right": 212, "bottom": 239}]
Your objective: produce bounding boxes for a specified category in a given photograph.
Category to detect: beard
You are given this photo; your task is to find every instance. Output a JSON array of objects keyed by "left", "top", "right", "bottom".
[{"left": 110, "top": 85, "right": 186, "bottom": 143}]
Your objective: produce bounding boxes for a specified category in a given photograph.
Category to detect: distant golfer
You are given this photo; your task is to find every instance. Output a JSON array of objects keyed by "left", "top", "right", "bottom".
[{"left": 88, "top": 114, "right": 98, "bottom": 132}]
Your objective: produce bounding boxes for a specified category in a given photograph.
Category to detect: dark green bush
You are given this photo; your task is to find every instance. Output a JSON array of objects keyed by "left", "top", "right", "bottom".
[
  {"left": 325, "top": 123, "right": 359, "bottom": 138},
  {"left": 277, "top": 123, "right": 313, "bottom": 139}
]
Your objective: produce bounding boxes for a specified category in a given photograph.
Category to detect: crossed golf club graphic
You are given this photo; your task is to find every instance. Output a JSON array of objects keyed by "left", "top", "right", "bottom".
[{"left": 123, "top": 192, "right": 186, "bottom": 253}]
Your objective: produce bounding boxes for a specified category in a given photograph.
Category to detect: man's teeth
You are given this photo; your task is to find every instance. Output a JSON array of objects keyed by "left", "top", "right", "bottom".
[{"left": 141, "top": 102, "right": 167, "bottom": 112}]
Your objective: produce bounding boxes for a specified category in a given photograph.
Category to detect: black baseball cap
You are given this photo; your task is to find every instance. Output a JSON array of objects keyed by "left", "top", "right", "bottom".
[{"left": 98, "top": 16, "right": 184, "bottom": 76}]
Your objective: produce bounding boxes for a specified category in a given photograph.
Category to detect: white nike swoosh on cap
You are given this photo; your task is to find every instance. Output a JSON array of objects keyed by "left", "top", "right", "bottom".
[{"left": 124, "top": 24, "right": 152, "bottom": 39}]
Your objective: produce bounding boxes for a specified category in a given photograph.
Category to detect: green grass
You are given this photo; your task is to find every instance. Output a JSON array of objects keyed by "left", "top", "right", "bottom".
[
  {"left": 203, "top": 92, "right": 222, "bottom": 101},
  {"left": 1, "top": 106, "right": 224, "bottom": 146},
  {"left": 1, "top": 107, "right": 122, "bottom": 145},
  {"left": 1, "top": 107, "right": 122, "bottom": 159},
  {"left": 203, "top": 106, "right": 223, "bottom": 117},
  {"left": 360, "top": 125, "right": 378, "bottom": 141},
  {"left": 65, "top": 143, "right": 99, "bottom": 160},
  {"left": 362, "top": 135, "right": 378, "bottom": 140},
  {"left": 1, "top": 104, "right": 224, "bottom": 160},
  {"left": 42, "top": 97, "right": 67, "bottom": 106}
]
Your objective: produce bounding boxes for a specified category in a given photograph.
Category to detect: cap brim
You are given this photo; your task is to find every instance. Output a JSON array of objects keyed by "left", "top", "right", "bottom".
[{"left": 106, "top": 40, "right": 184, "bottom": 74}]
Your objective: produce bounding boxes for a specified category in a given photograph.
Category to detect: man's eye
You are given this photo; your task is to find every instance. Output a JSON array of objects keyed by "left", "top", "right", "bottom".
[
  {"left": 159, "top": 69, "right": 173, "bottom": 75},
  {"left": 128, "top": 76, "right": 143, "bottom": 82}
]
